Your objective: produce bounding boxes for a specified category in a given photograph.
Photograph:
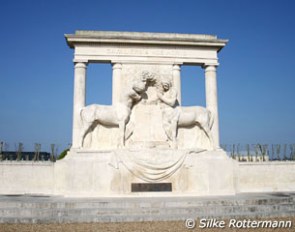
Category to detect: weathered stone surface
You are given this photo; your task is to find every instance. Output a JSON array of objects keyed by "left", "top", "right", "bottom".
[
  {"left": 68, "top": 31, "right": 226, "bottom": 149},
  {"left": 1, "top": 159, "right": 295, "bottom": 197},
  {"left": 0, "top": 192, "right": 294, "bottom": 223},
  {"left": 54, "top": 149, "right": 235, "bottom": 197},
  {"left": 2, "top": 31, "right": 294, "bottom": 203}
]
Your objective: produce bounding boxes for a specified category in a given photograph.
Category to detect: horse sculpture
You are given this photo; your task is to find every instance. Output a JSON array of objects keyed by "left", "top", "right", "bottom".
[
  {"left": 79, "top": 78, "right": 147, "bottom": 148},
  {"left": 178, "top": 106, "right": 215, "bottom": 149},
  {"left": 156, "top": 77, "right": 215, "bottom": 149}
]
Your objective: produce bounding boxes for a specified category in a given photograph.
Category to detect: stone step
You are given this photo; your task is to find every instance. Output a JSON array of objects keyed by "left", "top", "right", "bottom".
[
  {"left": 1, "top": 210, "right": 295, "bottom": 224},
  {"left": 1, "top": 203, "right": 295, "bottom": 214},
  {"left": 1, "top": 200, "right": 293, "bottom": 210},
  {"left": 1, "top": 205, "right": 294, "bottom": 219},
  {"left": 0, "top": 195, "right": 293, "bottom": 209},
  {"left": 0, "top": 192, "right": 294, "bottom": 223}
]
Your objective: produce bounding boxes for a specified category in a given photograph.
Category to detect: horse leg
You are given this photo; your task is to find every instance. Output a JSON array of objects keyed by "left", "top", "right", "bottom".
[
  {"left": 200, "top": 123, "right": 215, "bottom": 150},
  {"left": 80, "top": 121, "right": 94, "bottom": 148}
]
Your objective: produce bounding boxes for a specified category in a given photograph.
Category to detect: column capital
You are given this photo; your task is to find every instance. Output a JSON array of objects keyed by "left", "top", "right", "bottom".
[
  {"left": 203, "top": 65, "right": 217, "bottom": 72},
  {"left": 74, "top": 62, "right": 88, "bottom": 69},
  {"left": 112, "top": 63, "right": 122, "bottom": 70},
  {"left": 172, "top": 64, "right": 181, "bottom": 71}
]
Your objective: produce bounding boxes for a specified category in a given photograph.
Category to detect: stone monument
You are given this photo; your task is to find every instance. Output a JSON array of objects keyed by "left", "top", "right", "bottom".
[
  {"left": 55, "top": 31, "right": 236, "bottom": 197},
  {"left": 1, "top": 31, "right": 295, "bottom": 204}
]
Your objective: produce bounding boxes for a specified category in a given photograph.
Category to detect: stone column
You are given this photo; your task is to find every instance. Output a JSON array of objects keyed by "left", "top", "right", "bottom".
[
  {"left": 112, "top": 63, "right": 122, "bottom": 105},
  {"left": 172, "top": 64, "right": 181, "bottom": 105},
  {"left": 72, "top": 62, "right": 87, "bottom": 149},
  {"left": 204, "top": 65, "right": 220, "bottom": 148}
]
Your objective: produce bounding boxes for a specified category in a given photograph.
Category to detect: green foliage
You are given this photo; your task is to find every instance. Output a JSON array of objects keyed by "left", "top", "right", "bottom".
[{"left": 57, "top": 149, "right": 70, "bottom": 160}]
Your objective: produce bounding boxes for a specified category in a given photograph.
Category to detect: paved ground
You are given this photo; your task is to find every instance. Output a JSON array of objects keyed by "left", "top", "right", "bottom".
[{"left": 0, "top": 217, "right": 294, "bottom": 232}]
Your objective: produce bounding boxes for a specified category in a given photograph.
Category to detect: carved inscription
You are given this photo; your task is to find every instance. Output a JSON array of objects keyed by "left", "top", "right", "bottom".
[{"left": 131, "top": 183, "right": 172, "bottom": 192}]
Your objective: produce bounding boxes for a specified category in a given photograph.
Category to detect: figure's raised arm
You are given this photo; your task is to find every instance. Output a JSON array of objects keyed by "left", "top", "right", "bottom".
[{"left": 157, "top": 88, "right": 178, "bottom": 107}]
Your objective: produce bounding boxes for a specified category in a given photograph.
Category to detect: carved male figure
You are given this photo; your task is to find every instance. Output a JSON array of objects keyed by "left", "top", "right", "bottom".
[
  {"left": 157, "top": 77, "right": 215, "bottom": 150},
  {"left": 157, "top": 77, "right": 180, "bottom": 148}
]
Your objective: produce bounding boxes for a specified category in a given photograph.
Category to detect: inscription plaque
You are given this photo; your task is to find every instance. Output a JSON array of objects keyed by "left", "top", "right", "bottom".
[{"left": 131, "top": 183, "right": 172, "bottom": 192}]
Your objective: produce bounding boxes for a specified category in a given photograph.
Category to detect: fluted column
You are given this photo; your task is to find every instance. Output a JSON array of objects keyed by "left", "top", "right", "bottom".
[
  {"left": 204, "top": 65, "right": 220, "bottom": 148},
  {"left": 72, "top": 62, "right": 87, "bottom": 149},
  {"left": 112, "top": 63, "right": 122, "bottom": 105},
  {"left": 172, "top": 64, "right": 181, "bottom": 105}
]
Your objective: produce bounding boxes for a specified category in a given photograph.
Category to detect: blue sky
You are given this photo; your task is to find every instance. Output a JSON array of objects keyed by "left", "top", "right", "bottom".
[{"left": 0, "top": 0, "right": 294, "bottom": 152}]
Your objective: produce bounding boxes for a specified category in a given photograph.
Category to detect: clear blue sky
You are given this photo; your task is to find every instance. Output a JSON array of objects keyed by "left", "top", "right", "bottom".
[{"left": 0, "top": 0, "right": 294, "bottom": 152}]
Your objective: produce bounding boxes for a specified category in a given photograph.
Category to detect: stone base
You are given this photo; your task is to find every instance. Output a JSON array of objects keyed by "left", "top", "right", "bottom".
[
  {"left": 54, "top": 149, "right": 236, "bottom": 197},
  {"left": 1, "top": 152, "right": 295, "bottom": 198},
  {"left": 1, "top": 192, "right": 295, "bottom": 223}
]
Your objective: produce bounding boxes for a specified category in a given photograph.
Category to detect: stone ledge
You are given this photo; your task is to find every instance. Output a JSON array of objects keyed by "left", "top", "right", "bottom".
[{"left": 65, "top": 30, "right": 228, "bottom": 50}]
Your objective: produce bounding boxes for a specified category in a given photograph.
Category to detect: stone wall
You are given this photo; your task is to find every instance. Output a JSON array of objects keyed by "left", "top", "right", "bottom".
[
  {"left": 0, "top": 162, "right": 55, "bottom": 195},
  {"left": 0, "top": 159, "right": 295, "bottom": 196},
  {"left": 236, "top": 162, "right": 295, "bottom": 192}
]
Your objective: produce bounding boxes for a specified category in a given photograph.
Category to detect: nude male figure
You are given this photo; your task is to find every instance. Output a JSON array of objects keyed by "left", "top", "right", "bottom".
[{"left": 156, "top": 78, "right": 180, "bottom": 149}]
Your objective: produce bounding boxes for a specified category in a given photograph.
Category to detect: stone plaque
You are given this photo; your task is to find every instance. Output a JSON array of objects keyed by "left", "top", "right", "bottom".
[{"left": 131, "top": 183, "right": 172, "bottom": 192}]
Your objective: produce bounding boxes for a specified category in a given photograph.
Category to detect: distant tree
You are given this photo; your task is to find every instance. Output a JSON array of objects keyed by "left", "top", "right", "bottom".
[
  {"left": 33, "top": 143, "right": 41, "bottom": 161},
  {"left": 50, "top": 144, "right": 57, "bottom": 162},
  {"left": 0, "top": 141, "right": 3, "bottom": 154},
  {"left": 276, "top": 144, "right": 281, "bottom": 161},
  {"left": 16, "top": 143, "right": 24, "bottom": 161},
  {"left": 0, "top": 141, "right": 3, "bottom": 161}
]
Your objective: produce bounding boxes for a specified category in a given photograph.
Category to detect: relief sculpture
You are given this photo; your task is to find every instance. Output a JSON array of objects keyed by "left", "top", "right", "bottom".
[
  {"left": 156, "top": 77, "right": 215, "bottom": 150},
  {"left": 78, "top": 69, "right": 215, "bottom": 150},
  {"left": 79, "top": 74, "right": 149, "bottom": 148}
]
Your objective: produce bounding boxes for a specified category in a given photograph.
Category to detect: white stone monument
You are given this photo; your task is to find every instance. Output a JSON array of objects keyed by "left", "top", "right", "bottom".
[
  {"left": 66, "top": 31, "right": 225, "bottom": 150},
  {"left": 55, "top": 30, "right": 236, "bottom": 196},
  {"left": 1, "top": 31, "right": 295, "bottom": 199}
]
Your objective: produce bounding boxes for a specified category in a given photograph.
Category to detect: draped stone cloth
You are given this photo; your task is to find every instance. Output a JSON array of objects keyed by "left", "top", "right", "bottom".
[{"left": 109, "top": 149, "right": 204, "bottom": 182}]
